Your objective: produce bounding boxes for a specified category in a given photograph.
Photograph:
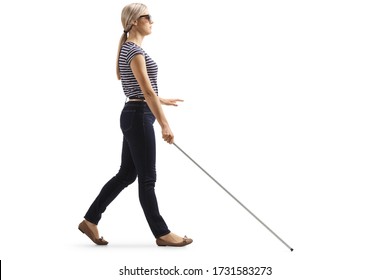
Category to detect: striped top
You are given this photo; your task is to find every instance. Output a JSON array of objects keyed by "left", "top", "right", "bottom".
[{"left": 119, "top": 42, "right": 158, "bottom": 99}]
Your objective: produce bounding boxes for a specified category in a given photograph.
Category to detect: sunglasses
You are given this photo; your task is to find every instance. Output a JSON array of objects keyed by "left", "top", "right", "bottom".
[{"left": 138, "top": 14, "right": 152, "bottom": 22}]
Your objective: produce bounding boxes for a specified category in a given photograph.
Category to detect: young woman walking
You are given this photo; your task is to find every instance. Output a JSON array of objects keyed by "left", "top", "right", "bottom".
[{"left": 78, "top": 3, "right": 192, "bottom": 247}]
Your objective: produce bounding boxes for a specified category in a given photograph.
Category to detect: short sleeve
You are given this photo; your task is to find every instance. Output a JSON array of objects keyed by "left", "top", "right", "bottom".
[{"left": 126, "top": 45, "right": 144, "bottom": 64}]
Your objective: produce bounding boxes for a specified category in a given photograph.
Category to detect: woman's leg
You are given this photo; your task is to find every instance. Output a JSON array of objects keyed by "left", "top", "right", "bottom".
[
  {"left": 84, "top": 137, "right": 137, "bottom": 225},
  {"left": 122, "top": 105, "right": 170, "bottom": 238}
]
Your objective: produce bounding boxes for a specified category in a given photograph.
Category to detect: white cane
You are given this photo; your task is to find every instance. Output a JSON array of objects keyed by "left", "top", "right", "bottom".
[{"left": 173, "top": 143, "right": 294, "bottom": 252}]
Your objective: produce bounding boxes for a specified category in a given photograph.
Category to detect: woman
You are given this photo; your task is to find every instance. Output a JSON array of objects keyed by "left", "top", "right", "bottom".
[{"left": 78, "top": 3, "right": 192, "bottom": 247}]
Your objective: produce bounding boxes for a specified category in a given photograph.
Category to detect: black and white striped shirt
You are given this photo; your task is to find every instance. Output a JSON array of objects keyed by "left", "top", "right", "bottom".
[{"left": 119, "top": 42, "right": 158, "bottom": 99}]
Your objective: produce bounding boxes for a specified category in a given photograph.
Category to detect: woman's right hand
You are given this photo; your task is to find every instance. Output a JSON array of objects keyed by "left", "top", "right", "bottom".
[{"left": 162, "top": 125, "right": 174, "bottom": 144}]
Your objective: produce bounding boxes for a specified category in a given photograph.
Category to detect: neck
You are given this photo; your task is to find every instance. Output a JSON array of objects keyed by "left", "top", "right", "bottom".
[{"left": 127, "top": 31, "right": 144, "bottom": 46}]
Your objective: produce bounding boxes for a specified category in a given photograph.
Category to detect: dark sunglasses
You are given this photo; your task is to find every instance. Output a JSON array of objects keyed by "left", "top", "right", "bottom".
[{"left": 138, "top": 14, "right": 152, "bottom": 22}]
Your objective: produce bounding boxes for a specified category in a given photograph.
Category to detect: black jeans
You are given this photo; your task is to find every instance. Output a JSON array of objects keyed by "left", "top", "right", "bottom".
[{"left": 84, "top": 102, "right": 170, "bottom": 238}]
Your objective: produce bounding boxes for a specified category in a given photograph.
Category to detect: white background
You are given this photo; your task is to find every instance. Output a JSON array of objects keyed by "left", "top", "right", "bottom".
[{"left": 1, "top": 0, "right": 389, "bottom": 279}]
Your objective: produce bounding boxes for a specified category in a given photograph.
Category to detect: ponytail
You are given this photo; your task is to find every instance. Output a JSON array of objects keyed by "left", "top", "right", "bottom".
[{"left": 116, "top": 30, "right": 129, "bottom": 80}]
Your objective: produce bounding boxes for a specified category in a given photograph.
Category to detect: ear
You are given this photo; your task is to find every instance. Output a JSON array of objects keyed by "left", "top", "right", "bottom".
[{"left": 133, "top": 20, "right": 138, "bottom": 26}]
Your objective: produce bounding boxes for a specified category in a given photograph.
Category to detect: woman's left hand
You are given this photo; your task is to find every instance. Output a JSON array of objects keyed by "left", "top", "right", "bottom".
[{"left": 159, "top": 98, "right": 184, "bottom": 106}]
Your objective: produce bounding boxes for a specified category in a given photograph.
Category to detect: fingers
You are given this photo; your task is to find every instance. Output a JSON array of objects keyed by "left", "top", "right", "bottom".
[
  {"left": 163, "top": 132, "right": 174, "bottom": 144},
  {"left": 173, "top": 99, "right": 184, "bottom": 106},
  {"left": 164, "top": 99, "right": 184, "bottom": 106}
]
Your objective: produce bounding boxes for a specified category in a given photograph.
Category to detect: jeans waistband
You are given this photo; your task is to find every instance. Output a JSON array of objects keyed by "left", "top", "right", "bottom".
[
  {"left": 125, "top": 100, "right": 146, "bottom": 106},
  {"left": 124, "top": 100, "right": 152, "bottom": 113}
]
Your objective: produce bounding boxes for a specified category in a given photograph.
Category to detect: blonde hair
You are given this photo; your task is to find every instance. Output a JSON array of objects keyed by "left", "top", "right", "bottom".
[{"left": 116, "top": 3, "right": 148, "bottom": 80}]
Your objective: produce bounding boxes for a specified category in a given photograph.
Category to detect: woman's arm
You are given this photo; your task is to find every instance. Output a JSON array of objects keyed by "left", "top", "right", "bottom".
[{"left": 130, "top": 54, "right": 174, "bottom": 144}]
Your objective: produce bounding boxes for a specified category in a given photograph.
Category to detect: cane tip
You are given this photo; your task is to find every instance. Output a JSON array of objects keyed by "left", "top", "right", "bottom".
[{"left": 290, "top": 248, "right": 294, "bottom": 252}]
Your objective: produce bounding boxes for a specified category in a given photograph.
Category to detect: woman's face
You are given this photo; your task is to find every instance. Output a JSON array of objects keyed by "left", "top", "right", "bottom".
[{"left": 136, "top": 10, "right": 153, "bottom": 35}]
